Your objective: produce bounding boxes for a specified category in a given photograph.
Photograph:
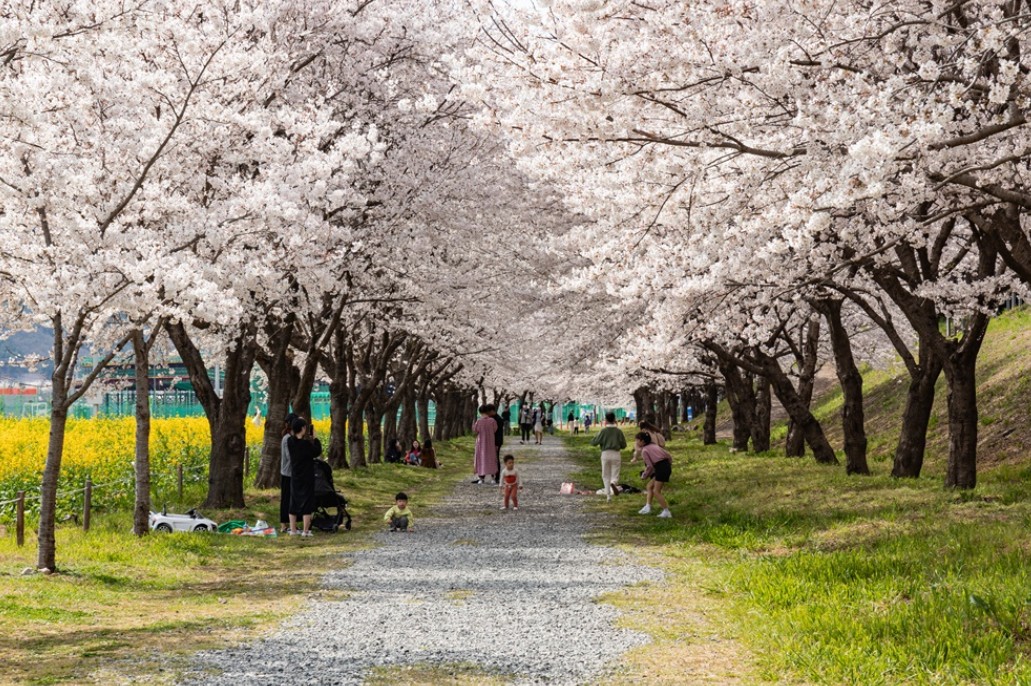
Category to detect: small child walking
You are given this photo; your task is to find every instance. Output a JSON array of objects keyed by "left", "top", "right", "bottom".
[
  {"left": 499, "top": 454, "right": 522, "bottom": 510},
  {"left": 384, "top": 492, "right": 415, "bottom": 532}
]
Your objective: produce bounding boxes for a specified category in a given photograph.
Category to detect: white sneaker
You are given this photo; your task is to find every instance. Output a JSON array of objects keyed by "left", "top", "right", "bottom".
[
  {"left": 638, "top": 505, "right": 652, "bottom": 515},
  {"left": 500, "top": 505, "right": 507, "bottom": 510},
  {"left": 657, "top": 509, "right": 672, "bottom": 519},
  {"left": 596, "top": 488, "right": 607, "bottom": 495}
]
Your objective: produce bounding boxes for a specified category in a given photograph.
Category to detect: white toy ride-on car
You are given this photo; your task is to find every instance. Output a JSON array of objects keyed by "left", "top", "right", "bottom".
[{"left": 149, "top": 507, "right": 218, "bottom": 533}]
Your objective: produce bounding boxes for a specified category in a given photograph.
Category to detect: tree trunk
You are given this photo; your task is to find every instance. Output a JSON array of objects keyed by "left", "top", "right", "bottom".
[
  {"left": 892, "top": 350, "right": 942, "bottom": 478},
  {"left": 785, "top": 319, "right": 821, "bottom": 457},
  {"left": 759, "top": 354, "right": 838, "bottom": 465},
  {"left": 751, "top": 375, "right": 772, "bottom": 453},
  {"left": 166, "top": 321, "right": 255, "bottom": 508},
  {"left": 365, "top": 402, "right": 383, "bottom": 464},
  {"left": 204, "top": 345, "right": 253, "bottom": 508},
  {"left": 400, "top": 387, "right": 418, "bottom": 447},
  {"left": 718, "top": 360, "right": 755, "bottom": 451},
  {"left": 37, "top": 401, "right": 68, "bottom": 571},
  {"left": 132, "top": 331, "right": 152, "bottom": 536},
  {"left": 383, "top": 400, "right": 400, "bottom": 449},
  {"left": 818, "top": 299, "right": 870, "bottom": 476},
  {"left": 703, "top": 381, "right": 718, "bottom": 445},
  {"left": 254, "top": 353, "right": 291, "bottom": 489},
  {"left": 327, "top": 377, "right": 349, "bottom": 468},
  {"left": 37, "top": 315, "right": 130, "bottom": 570},
  {"left": 417, "top": 394, "right": 431, "bottom": 442},
  {"left": 291, "top": 354, "right": 319, "bottom": 421},
  {"left": 664, "top": 392, "right": 677, "bottom": 438},
  {"left": 347, "top": 402, "right": 367, "bottom": 468},
  {"left": 944, "top": 352, "right": 980, "bottom": 489}
]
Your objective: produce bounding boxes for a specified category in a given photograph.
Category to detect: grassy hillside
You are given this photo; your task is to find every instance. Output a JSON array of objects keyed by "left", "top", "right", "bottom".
[{"left": 809, "top": 306, "right": 1031, "bottom": 474}]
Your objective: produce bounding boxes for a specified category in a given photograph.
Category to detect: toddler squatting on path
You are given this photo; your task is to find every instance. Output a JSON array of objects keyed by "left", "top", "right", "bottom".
[
  {"left": 384, "top": 492, "right": 415, "bottom": 532},
  {"left": 499, "top": 454, "right": 522, "bottom": 510}
]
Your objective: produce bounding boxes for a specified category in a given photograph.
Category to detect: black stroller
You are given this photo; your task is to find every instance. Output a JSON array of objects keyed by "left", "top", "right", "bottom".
[{"left": 311, "top": 458, "right": 352, "bottom": 532}]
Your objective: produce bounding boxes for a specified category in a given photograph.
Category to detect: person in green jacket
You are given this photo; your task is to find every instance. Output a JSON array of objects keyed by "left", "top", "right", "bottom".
[{"left": 591, "top": 412, "right": 627, "bottom": 501}]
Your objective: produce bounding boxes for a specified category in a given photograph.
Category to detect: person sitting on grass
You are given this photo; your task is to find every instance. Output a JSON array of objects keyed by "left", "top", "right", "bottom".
[
  {"left": 405, "top": 439, "right": 422, "bottom": 466},
  {"left": 635, "top": 431, "right": 672, "bottom": 519},
  {"left": 384, "top": 492, "right": 415, "bottom": 532},
  {"left": 420, "top": 438, "right": 440, "bottom": 469},
  {"left": 385, "top": 438, "right": 404, "bottom": 464}
]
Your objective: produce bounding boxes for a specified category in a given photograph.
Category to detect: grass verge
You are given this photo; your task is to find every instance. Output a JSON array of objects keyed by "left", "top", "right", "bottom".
[
  {"left": 0, "top": 436, "right": 474, "bottom": 686},
  {"left": 565, "top": 431, "right": 1031, "bottom": 686}
]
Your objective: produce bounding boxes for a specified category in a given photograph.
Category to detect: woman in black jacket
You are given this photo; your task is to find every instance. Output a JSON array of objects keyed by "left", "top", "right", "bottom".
[{"left": 287, "top": 417, "right": 322, "bottom": 537}]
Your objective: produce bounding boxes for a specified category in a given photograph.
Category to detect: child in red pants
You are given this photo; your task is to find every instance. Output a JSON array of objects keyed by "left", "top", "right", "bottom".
[{"left": 499, "top": 454, "right": 522, "bottom": 510}]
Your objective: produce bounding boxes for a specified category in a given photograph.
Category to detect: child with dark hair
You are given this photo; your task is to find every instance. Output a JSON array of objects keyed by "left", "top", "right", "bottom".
[
  {"left": 635, "top": 431, "right": 672, "bottom": 518},
  {"left": 499, "top": 455, "right": 522, "bottom": 510},
  {"left": 384, "top": 492, "right": 415, "bottom": 532}
]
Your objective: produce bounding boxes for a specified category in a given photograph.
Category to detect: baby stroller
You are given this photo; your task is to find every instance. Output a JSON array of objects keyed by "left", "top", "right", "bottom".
[{"left": 311, "top": 458, "right": 352, "bottom": 532}]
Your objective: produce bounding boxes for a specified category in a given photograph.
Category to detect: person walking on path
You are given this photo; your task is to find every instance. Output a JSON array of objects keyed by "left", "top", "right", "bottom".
[
  {"left": 591, "top": 412, "right": 627, "bottom": 501},
  {"left": 288, "top": 417, "right": 323, "bottom": 536},
  {"left": 532, "top": 403, "right": 545, "bottom": 445},
  {"left": 567, "top": 410, "right": 575, "bottom": 431},
  {"left": 279, "top": 412, "right": 298, "bottom": 533},
  {"left": 519, "top": 403, "right": 533, "bottom": 444},
  {"left": 501, "top": 406, "right": 512, "bottom": 436},
  {"left": 635, "top": 431, "right": 672, "bottom": 518},
  {"left": 472, "top": 404, "right": 500, "bottom": 484}
]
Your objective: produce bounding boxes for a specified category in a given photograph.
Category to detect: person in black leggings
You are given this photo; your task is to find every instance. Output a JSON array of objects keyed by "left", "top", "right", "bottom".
[{"left": 519, "top": 404, "right": 532, "bottom": 443}]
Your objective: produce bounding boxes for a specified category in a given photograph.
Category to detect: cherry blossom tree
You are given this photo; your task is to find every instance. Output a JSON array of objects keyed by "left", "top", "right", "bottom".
[{"left": 457, "top": 0, "right": 1031, "bottom": 488}]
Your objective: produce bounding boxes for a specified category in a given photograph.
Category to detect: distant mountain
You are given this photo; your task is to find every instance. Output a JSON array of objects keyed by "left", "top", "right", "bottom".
[{"left": 0, "top": 329, "right": 53, "bottom": 385}]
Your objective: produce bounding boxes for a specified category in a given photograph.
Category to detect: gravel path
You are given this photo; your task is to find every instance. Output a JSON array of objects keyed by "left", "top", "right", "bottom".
[{"left": 183, "top": 436, "right": 661, "bottom": 685}]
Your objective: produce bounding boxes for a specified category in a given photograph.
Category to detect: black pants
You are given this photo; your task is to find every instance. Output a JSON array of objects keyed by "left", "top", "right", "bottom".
[
  {"left": 389, "top": 515, "right": 409, "bottom": 531},
  {"left": 279, "top": 475, "right": 292, "bottom": 526},
  {"left": 521, "top": 424, "right": 531, "bottom": 441},
  {"left": 495, "top": 443, "right": 503, "bottom": 482}
]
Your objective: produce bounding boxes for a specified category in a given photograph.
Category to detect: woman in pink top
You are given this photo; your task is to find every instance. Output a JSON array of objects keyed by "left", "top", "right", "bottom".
[
  {"left": 472, "top": 404, "right": 500, "bottom": 484},
  {"left": 635, "top": 431, "right": 672, "bottom": 518},
  {"left": 631, "top": 420, "right": 666, "bottom": 463}
]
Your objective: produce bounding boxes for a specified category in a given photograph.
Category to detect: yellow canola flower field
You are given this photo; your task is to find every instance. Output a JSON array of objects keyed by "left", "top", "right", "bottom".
[
  {"left": 0, "top": 414, "right": 329, "bottom": 515},
  {"left": 0, "top": 415, "right": 332, "bottom": 485},
  {"left": 0, "top": 416, "right": 332, "bottom": 516}
]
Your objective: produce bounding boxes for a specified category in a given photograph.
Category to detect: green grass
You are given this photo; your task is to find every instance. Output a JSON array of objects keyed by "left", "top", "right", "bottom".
[
  {"left": 0, "top": 436, "right": 475, "bottom": 685},
  {"left": 567, "top": 427, "right": 1031, "bottom": 685}
]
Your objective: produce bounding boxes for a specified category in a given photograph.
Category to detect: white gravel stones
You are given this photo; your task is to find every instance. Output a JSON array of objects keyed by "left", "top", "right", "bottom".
[{"left": 183, "top": 437, "right": 661, "bottom": 685}]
